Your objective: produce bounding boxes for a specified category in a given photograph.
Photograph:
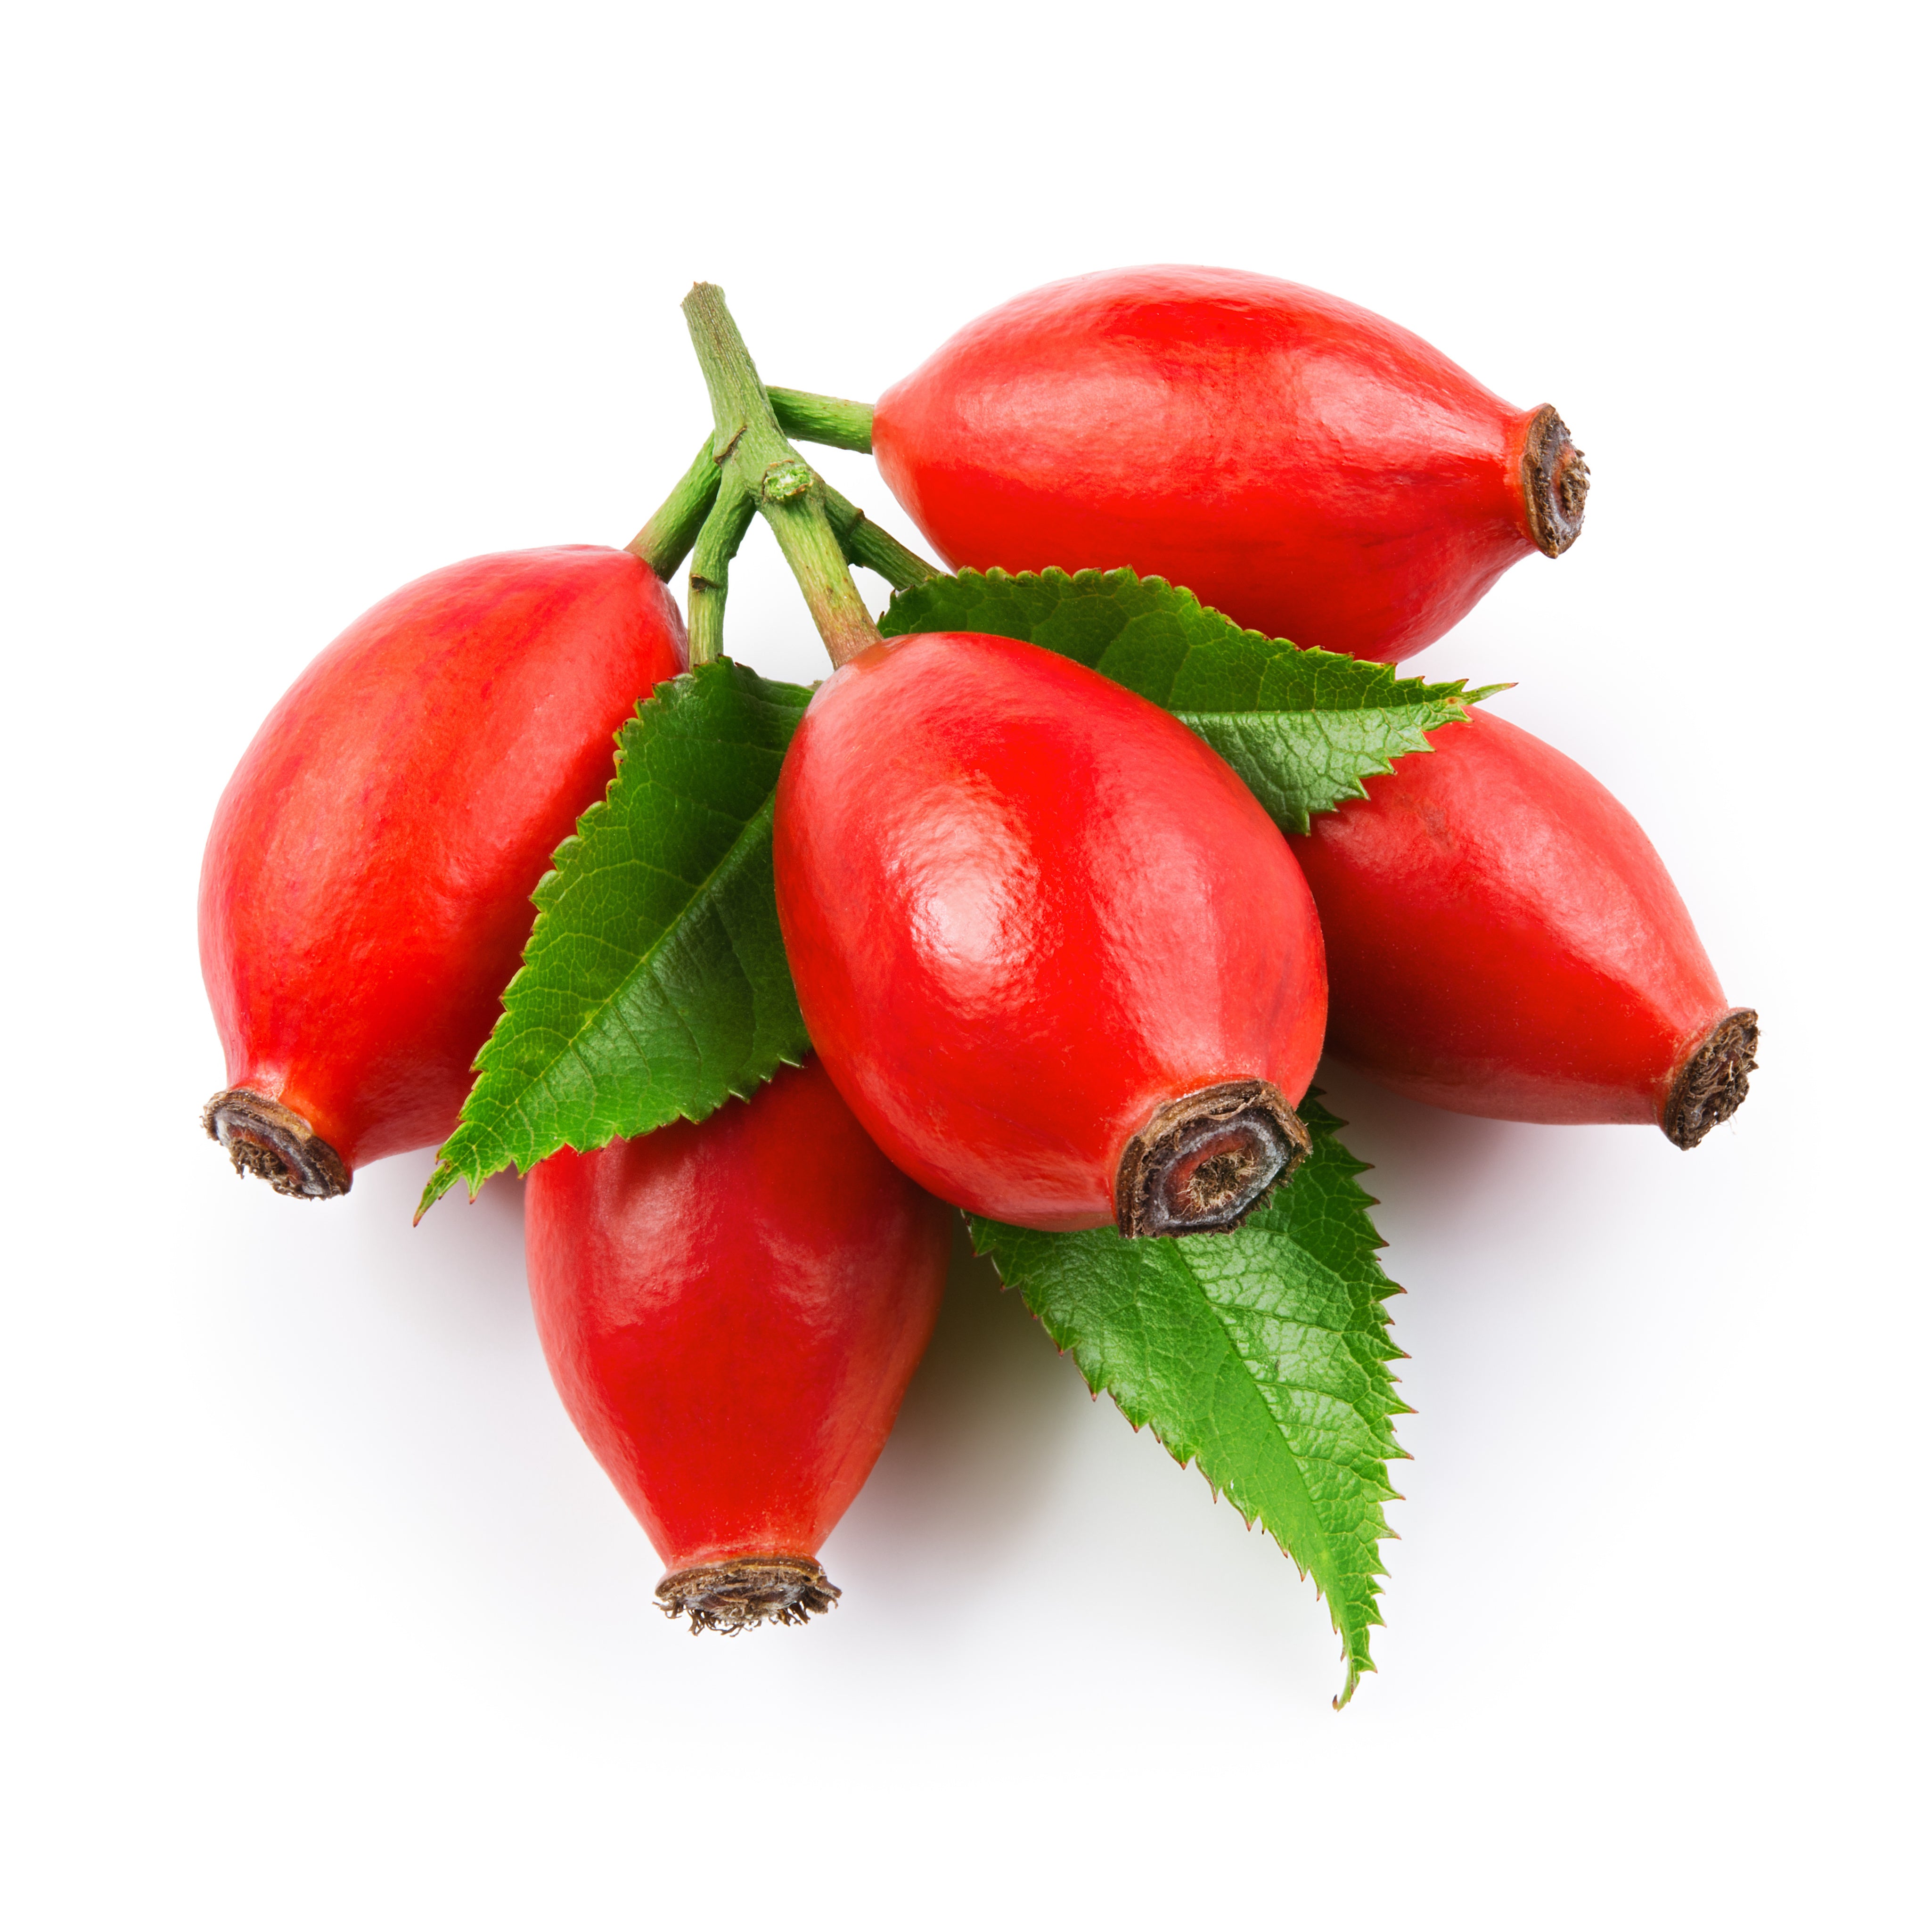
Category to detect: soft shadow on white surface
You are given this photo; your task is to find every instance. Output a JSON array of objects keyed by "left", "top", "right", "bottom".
[
  {"left": 824, "top": 1227, "right": 1085, "bottom": 1627},
  {"left": 822, "top": 1223, "right": 1356, "bottom": 1703}
]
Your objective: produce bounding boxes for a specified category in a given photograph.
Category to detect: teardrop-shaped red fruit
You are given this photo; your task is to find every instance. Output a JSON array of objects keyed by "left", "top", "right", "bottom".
[
  {"left": 200, "top": 546, "right": 687, "bottom": 1196},
  {"left": 525, "top": 1057, "right": 953, "bottom": 1631},
  {"left": 773, "top": 632, "right": 1328, "bottom": 1235},
  {"left": 1288, "top": 710, "right": 1756, "bottom": 1145},
  {"left": 873, "top": 265, "right": 1588, "bottom": 663}
]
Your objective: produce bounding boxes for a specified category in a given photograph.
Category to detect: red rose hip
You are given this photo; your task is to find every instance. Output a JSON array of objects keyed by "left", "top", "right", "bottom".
[
  {"left": 524, "top": 1058, "right": 952, "bottom": 1629},
  {"left": 1288, "top": 709, "right": 1757, "bottom": 1143},
  {"left": 200, "top": 546, "right": 687, "bottom": 1196},
  {"left": 773, "top": 632, "right": 1329, "bottom": 1235},
  {"left": 872, "top": 265, "right": 1588, "bottom": 663}
]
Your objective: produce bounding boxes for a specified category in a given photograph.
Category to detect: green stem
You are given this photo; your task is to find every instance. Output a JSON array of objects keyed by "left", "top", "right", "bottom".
[
  {"left": 682, "top": 286, "right": 882, "bottom": 670},
  {"left": 687, "top": 475, "right": 757, "bottom": 667},
  {"left": 768, "top": 388, "right": 876, "bottom": 454},
  {"left": 817, "top": 475, "right": 939, "bottom": 593},
  {"left": 628, "top": 440, "right": 722, "bottom": 579}
]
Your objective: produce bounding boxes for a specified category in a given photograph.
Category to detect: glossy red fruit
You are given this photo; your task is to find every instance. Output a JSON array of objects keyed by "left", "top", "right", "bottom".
[
  {"left": 201, "top": 546, "right": 687, "bottom": 1196},
  {"left": 1288, "top": 709, "right": 1757, "bottom": 1144},
  {"left": 873, "top": 265, "right": 1588, "bottom": 664},
  {"left": 773, "top": 631, "right": 1328, "bottom": 1236},
  {"left": 525, "top": 1057, "right": 952, "bottom": 1629}
]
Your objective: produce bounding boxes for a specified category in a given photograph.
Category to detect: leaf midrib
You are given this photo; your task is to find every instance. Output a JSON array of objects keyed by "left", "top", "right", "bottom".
[
  {"left": 1160, "top": 1235, "right": 1349, "bottom": 1592},
  {"left": 472, "top": 787, "right": 781, "bottom": 1122}
]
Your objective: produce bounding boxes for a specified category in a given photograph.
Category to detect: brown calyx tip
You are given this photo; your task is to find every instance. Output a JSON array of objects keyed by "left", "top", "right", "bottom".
[
  {"left": 1115, "top": 1080, "right": 1312, "bottom": 1239},
  {"left": 1662, "top": 1009, "right": 1760, "bottom": 1150},
  {"left": 655, "top": 1556, "right": 840, "bottom": 1634},
  {"left": 1522, "top": 404, "right": 1590, "bottom": 557},
  {"left": 202, "top": 1089, "right": 350, "bottom": 1199}
]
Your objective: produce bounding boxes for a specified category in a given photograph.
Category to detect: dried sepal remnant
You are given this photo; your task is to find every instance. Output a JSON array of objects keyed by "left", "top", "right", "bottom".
[
  {"left": 1521, "top": 404, "right": 1591, "bottom": 557},
  {"left": 202, "top": 1089, "right": 351, "bottom": 1200},
  {"left": 1663, "top": 1008, "right": 1760, "bottom": 1150},
  {"left": 1114, "top": 1080, "right": 1311, "bottom": 1237},
  {"left": 655, "top": 1557, "right": 841, "bottom": 1634}
]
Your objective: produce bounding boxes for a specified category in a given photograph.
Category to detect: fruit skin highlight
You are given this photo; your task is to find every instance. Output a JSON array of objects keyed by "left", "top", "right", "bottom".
[
  {"left": 1288, "top": 709, "right": 1756, "bottom": 1144},
  {"left": 773, "top": 631, "right": 1329, "bottom": 1235},
  {"left": 200, "top": 546, "right": 688, "bottom": 1196},
  {"left": 524, "top": 1058, "right": 952, "bottom": 1629},
  {"left": 872, "top": 264, "right": 1587, "bottom": 663}
]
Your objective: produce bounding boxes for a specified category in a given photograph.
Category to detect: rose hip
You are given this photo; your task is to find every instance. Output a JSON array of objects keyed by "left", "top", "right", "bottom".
[
  {"left": 200, "top": 546, "right": 687, "bottom": 1196},
  {"left": 773, "top": 631, "right": 1329, "bottom": 1235},
  {"left": 872, "top": 265, "right": 1587, "bottom": 663},
  {"left": 1288, "top": 710, "right": 1757, "bottom": 1143},
  {"left": 524, "top": 1058, "right": 952, "bottom": 1629}
]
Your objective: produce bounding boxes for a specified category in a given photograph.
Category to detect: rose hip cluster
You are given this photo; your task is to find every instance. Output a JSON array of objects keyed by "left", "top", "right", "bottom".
[{"left": 201, "top": 268, "right": 1755, "bottom": 1639}]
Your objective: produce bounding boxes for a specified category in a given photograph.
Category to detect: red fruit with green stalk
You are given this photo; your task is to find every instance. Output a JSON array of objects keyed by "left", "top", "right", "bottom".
[
  {"left": 200, "top": 544, "right": 688, "bottom": 1196},
  {"left": 1288, "top": 708, "right": 1757, "bottom": 1143},
  {"left": 771, "top": 265, "right": 1588, "bottom": 664},
  {"left": 524, "top": 1057, "right": 952, "bottom": 1629},
  {"left": 679, "top": 284, "right": 1331, "bottom": 1237}
]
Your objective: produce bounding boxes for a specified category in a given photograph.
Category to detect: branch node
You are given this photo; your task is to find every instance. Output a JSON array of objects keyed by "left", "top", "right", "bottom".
[{"left": 761, "top": 456, "right": 812, "bottom": 503}]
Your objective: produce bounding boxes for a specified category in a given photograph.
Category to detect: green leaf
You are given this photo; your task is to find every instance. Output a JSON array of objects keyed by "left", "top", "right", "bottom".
[
  {"left": 880, "top": 566, "right": 1500, "bottom": 832},
  {"left": 419, "top": 659, "right": 813, "bottom": 1216},
  {"left": 967, "top": 1096, "right": 1408, "bottom": 1707}
]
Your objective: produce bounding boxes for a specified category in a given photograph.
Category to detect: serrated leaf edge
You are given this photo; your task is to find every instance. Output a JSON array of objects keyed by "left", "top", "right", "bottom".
[
  {"left": 965, "top": 1107, "right": 1407, "bottom": 1709},
  {"left": 882, "top": 563, "right": 1502, "bottom": 718},
  {"left": 417, "top": 666, "right": 811, "bottom": 1219}
]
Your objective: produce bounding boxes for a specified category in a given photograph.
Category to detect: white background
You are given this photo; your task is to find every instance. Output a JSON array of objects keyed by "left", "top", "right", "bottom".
[{"left": 3, "top": 3, "right": 1924, "bottom": 1925}]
